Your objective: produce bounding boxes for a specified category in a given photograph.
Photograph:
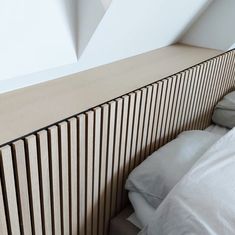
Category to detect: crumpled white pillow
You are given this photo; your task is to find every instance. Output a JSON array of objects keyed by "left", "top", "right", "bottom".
[
  {"left": 125, "top": 130, "right": 221, "bottom": 208},
  {"left": 212, "top": 91, "right": 235, "bottom": 129}
]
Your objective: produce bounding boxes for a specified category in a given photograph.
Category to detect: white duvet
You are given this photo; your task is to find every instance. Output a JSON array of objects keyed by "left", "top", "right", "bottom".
[{"left": 139, "top": 128, "right": 235, "bottom": 235}]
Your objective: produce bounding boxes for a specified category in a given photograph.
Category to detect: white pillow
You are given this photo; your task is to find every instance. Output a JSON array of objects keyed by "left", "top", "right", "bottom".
[
  {"left": 125, "top": 130, "right": 221, "bottom": 208},
  {"left": 212, "top": 91, "right": 235, "bottom": 129}
]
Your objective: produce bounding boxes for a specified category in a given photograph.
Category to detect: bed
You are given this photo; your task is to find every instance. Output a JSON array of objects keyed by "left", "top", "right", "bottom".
[{"left": 110, "top": 124, "right": 231, "bottom": 235}]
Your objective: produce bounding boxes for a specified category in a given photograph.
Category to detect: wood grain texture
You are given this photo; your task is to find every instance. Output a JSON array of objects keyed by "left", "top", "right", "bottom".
[
  {"left": 48, "top": 127, "right": 61, "bottom": 235},
  {"left": 58, "top": 122, "right": 70, "bottom": 235},
  {"left": 0, "top": 50, "right": 234, "bottom": 235},
  {"left": 12, "top": 140, "right": 32, "bottom": 235},
  {"left": 0, "top": 45, "right": 222, "bottom": 147},
  {"left": 25, "top": 135, "right": 43, "bottom": 235},
  {"left": 0, "top": 146, "right": 21, "bottom": 235},
  {"left": 37, "top": 130, "right": 53, "bottom": 235},
  {"left": 68, "top": 118, "right": 78, "bottom": 235}
]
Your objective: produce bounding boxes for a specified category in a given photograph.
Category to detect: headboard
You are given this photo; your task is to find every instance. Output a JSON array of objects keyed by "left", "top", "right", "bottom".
[{"left": 0, "top": 47, "right": 234, "bottom": 235}]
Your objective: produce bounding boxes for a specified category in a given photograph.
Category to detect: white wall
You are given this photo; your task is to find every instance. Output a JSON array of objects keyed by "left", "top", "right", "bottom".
[
  {"left": 180, "top": 0, "right": 235, "bottom": 51},
  {"left": 0, "top": 0, "right": 212, "bottom": 93},
  {"left": 229, "top": 43, "right": 235, "bottom": 51},
  {"left": 0, "top": 0, "right": 77, "bottom": 81},
  {"left": 77, "top": 0, "right": 212, "bottom": 71}
]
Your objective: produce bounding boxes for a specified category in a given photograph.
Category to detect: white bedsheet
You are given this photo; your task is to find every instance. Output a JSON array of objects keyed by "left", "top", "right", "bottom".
[
  {"left": 139, "top": 128, "right": 235, "bottom": 235},
  {"left": 205, "top": 124, "right": 229, "bottom": 136},
  {"left": 128, "top": 192, "right": 155, "bottom": 228},
  {"left": 127, "top": 125, "right": 229, "bottom": 229}
]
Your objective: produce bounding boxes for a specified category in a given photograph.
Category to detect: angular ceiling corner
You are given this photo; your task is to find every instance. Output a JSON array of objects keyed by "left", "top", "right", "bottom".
[{"left": 77, "top": 0, "right": 112, "bottom": 58}]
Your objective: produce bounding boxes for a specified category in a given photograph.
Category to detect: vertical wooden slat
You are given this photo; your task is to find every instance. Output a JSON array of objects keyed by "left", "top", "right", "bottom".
[
  {"left": 150, "top": 83, "right": 161, "bottom": 153},
  {"left": 58, "top": 122, "right": 70, "bottom": 235},
  {"left": 25, "top": 135, "right": 43, "bottom": 235},
  {"left": 206, "top": 58, "right": 222, "bottom": 119},
  {"left": 162, "top": 77, "right": 175, "bottom": 143},
  {"left": 98, "top": 105, "right": 109, "bottom": 235},
  {"left": 155, "top": 80, "right": 167, "bottom": 149},
  {"left": 135, "top": 88, "right": 147, "bottom": 166},
  {"left": 178, "top": 71, "right": 191, "bottom": 133},
  {"left": 37, "top": 130, "right": 53, "bottom": 235},
  {"left": 12, "top": 140, "right": 32, "bottom": 235},
  {"left": 0, "top": 146, "right": 20, "bottom": 235},
  {"left": 168, "top": 76, "right": 180, "bottom": 140},
  {"left": 140, "top": 86, "right": 153, "bottom": 161},
  {"left": 116, "top": 96, "right": 129, "bottom": 211},
  {"left": 192, "top": 64, "right": 206, "bottom": 129},
  {"left": 110, "top": 99, "right": 122, "bottom": 217},
  {"left": 122, "top": 93, "right": 135, "bottom": 206},
  {"left": 0, "top": 176, "right": 8, "bottom": 235},
  {"left": 230, "top": 53, "right": 235, "bottom": 86},
  {"left": 86, "top": 111, "right": 94, "bottom": 235},
  {"left": 129, "top": 90, "right": 141, "bottom": 170},
  {"left": 68, "top": 118, "right": 78, "bottom": 235},
  {"left": 188, "top": 66, "right": 201, "bottom": 129},
  {"left": 201, "top": 60, "right": 217, "bottom": 126},
  {"left": 146, "top": 84, "right": 158, "bottom": 156},
  {"left": 48, "top": 127, "right": 61, "bottom": 235},
  {"left": 104, "top": 101, "right": 116, "bottom": 234},
  {"left": 227, "top": 53, "right": 234, "bottom": 90},
  {"left": 181, "top": 69, "right": 194, "bottom": 131},
  {"left": 172, "top": 73, "right": 185, "bottom": 136},
  {"left": 93, "top": 107, "right": 101, "bottom": 235},
  {"left": 196, "top": 62, "right": 210, "bottom": 128},
  {"left": 78, "top": 114, "right": 86, "bottom": 235}
]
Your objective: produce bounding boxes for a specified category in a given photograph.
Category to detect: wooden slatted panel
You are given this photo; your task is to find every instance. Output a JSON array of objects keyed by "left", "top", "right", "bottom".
[
  {"left": 12, "top": 140, "right": 32, "bottom": 235},
  {"left": 0, "top": 50, "right": 234, "bottom": 235},
  {"left": 48, "top": 127, "right": 61, "bottom": 235},
  {"left": 37, "top": 130, "right": 53, "bottom": 235}
]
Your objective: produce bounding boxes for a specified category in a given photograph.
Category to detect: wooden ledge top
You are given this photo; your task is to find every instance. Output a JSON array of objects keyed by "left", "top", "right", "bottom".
[{"left": 0, "top": 44, "right": 222, "bottom": 145}]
